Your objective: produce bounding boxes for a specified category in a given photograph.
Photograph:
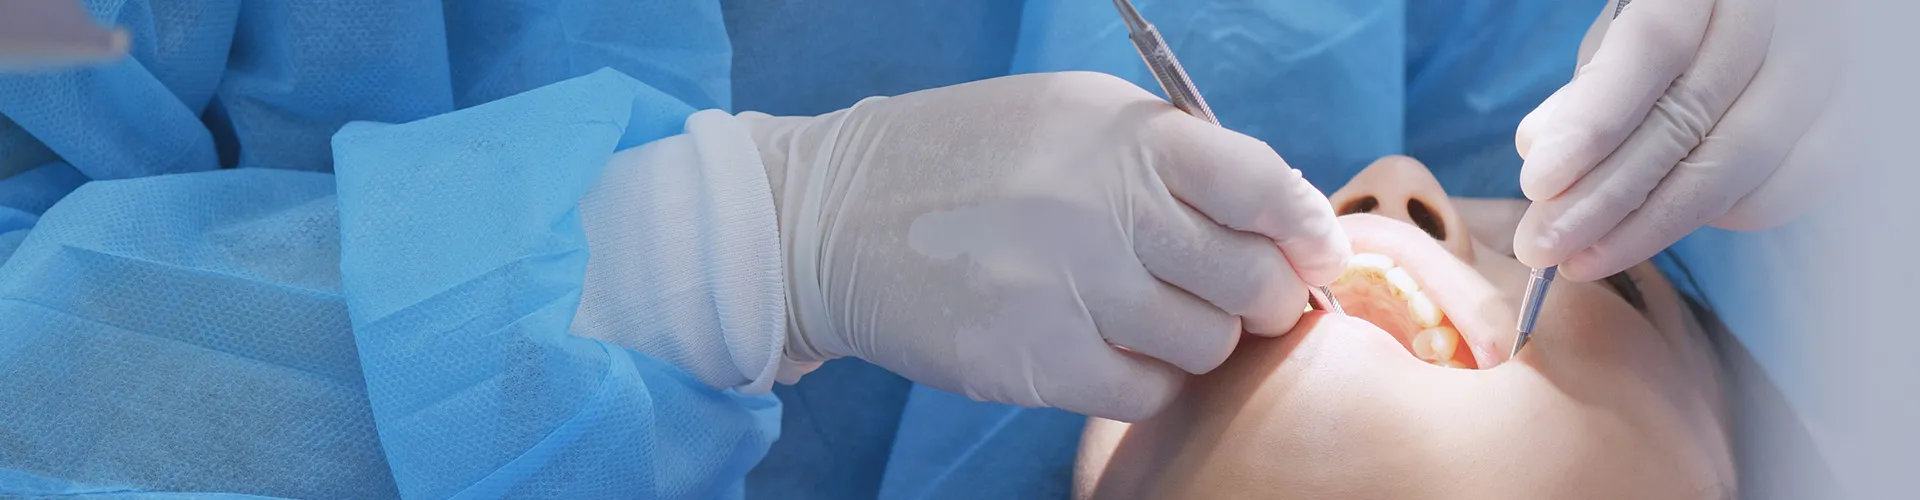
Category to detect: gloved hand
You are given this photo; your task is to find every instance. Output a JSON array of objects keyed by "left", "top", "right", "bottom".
[
  {"left": 1513, "top": 0, "right": 1846, "bottom": 281},
  {"left": 0, "top": 0, "right": 127, "bottom": 70},
  {"left": 739, "top": 71, "right": 1349, "bottom": 422}
]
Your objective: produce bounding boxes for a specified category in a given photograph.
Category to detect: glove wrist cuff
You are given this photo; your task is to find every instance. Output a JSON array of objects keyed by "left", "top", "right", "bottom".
[
  {"left": 573, "top": 109, "right": 791, "bottom": 395},
  {"left": 736, "top": 109, "right": 858, "bottom": 381}
]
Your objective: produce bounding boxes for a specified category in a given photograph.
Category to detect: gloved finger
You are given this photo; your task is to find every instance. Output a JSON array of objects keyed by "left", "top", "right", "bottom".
[
  {"left": 1513, "top": 0, "right": 1772, "bottom": 269},
  {"left": 1576, "top": 0, "right": 1621, "bottom": 69},
  {"left": 1516, "top": 84, "right": 1572, "bottom": 160},
  {"left": 1087, "top": 264, "right": 1242, "bottom": 374},
  {"left": 1035, "top": 334, "right": 1188, "bottom": 422},
  {"left": 1512, "top": 127, "right": 1660, "bottom": 271},
  {"left": 1133, "top": 194, "right": 1309, "bottom": 336},
  {"left": 1528, "top": 0, "right": 1770, "bottom": 166},
  {"left": 1555, "top": 153, "right": 1756, "bottom": 281},
  {"left": 1145, "top": 114, "right": 1350, "bottom": 287},
  {"left": 1517, "top": 0, "right": 1621, "bottom": 158},
  {"left": 1516, "top": 0, "right": 1713, "bottom": 202},
  {"left": 1561, "top": 2, "right": 1839, "bottom": 281},
  {"left": 1712, "top": 0, "right": 1849, "bottom": 231}
]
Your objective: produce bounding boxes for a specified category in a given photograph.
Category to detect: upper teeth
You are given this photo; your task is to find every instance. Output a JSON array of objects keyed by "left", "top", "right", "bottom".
[
  {"left": 1384, "top": 267, "right": 1420, "bottom": 300},
  {"left": 1337, "top": 252, "right": 1470, "bottom": 369},
  {"left": 1348, "top": 253, "right": 1396, "bottom": 273},
  {"left": 1407, "top": 292, "right": 1442, "bottom": 329}
]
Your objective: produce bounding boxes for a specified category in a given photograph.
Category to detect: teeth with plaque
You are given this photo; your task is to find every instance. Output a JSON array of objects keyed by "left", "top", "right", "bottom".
[{"left": 1328, "top": 252, "right": 1474, "bottom": 368}]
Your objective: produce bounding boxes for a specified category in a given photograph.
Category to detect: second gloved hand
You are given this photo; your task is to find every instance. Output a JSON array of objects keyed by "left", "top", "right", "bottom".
[
  {"left": 740, "top": 72, "right": 1348, "bottom": 422},
  {"left": 1512, "top": 0, "right": 1846, "bottom": 281}
]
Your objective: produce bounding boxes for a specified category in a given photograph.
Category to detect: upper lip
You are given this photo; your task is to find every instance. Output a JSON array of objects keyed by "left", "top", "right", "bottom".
[{"left": 1337, "top": 213, "right": 1516, "bottom": 368}]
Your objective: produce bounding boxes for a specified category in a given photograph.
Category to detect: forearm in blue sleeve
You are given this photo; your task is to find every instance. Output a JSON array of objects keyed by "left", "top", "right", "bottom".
[{"left": 332, "top": 69, "right": 784, "bottom": 500}]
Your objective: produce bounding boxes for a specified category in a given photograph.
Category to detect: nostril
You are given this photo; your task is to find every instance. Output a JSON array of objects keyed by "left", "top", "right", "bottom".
[
  {"left": 1340, "top": 196, "right": 1379, "bottom": 215},
  {"left": 1406, "top": 198, "right": 1447, "bottom": 240}
]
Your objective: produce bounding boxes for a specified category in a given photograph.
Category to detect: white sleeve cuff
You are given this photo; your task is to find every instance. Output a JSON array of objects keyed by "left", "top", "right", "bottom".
[{"left": 573, "top": 109, "right": 799, "bottom": 394}]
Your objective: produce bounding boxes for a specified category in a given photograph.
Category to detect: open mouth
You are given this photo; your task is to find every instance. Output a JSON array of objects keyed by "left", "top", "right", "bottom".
[{"left": 1315, "top": 214, "right": 1513, "bottom": 369}]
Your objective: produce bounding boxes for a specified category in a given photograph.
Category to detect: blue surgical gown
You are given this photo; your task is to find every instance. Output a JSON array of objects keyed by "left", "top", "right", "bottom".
[
  {"left": 1, "top": 1, "right": 775, "bottom": 499},
  {"left": 0, "top": 0, "right": 1654, "bottom": 498}
]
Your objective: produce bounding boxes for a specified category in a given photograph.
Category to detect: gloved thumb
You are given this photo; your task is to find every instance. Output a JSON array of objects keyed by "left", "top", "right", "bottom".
[
  {"left": 1515, "top": 85, "right": 1571, "bottom": 163},
  {"left": 1143, "top": 112, "right": 1350, "bottom": 287},
  {"left": 1579, "top": 0, "right": 1622, "bottom": 69},
  {"left": 1515, "top": 0, "right": 1610, "bottom": 180}
]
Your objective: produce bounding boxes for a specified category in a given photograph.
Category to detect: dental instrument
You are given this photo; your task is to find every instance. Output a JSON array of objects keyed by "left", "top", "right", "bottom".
[
  {"left": 1111, "top": 0, "right": 1347, "bottom": 316},
  {"left": 1512, "top": 0, "right": 1631, "bottom": 357},
  {"left": 1512, "top": 266, "right": 1554, "bottom": 356}
]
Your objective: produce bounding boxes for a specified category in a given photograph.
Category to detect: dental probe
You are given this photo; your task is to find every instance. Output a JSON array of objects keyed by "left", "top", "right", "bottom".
[
  {"left": 1512, "top": 266, "right": 1554, "bottom": 356},
  {"left": 1111, "top": 0, "right": 1347, "bottom": 316},
  {"left": 1513, "top": 0, "right": 1631, "bottom": 356}
]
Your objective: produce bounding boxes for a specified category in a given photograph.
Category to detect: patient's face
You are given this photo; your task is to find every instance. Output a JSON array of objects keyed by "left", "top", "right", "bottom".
[{"left": 1075, "top": 156, "right": 1733, "bottom": 499}]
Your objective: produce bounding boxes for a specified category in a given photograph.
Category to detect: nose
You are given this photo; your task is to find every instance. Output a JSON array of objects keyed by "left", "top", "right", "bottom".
[{"left": 1328, "top": 155, "right": 1473, "bottom": 261}]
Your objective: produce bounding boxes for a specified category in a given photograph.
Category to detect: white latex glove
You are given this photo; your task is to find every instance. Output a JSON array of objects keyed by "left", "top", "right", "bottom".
[
  {"left": 1513, "top": 0, "right": 1847, "bottom": 281},
  {"left": 0, "top": 0, "right": 127, "bottom": 70},
  {"left": 740, "top": 72, "right": 1349, "bottom": 422}
]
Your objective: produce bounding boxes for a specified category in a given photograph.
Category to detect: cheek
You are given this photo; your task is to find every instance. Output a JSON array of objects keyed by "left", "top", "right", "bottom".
[
  {"left": 1469, "top": 240, "right": 1533, "bottom": 301},
  {"left": 1474, "top": 246, "right": 1673, "bottom": 372},
  {"left": 1188, "top": 325, "right": 1494, "bottom": 495},
  {"left": 1535, "top": 285, "right": 1671, "bottom": 369},
  {"left": 1473, "top": 364, "right": 1733, "bottom": 499}
]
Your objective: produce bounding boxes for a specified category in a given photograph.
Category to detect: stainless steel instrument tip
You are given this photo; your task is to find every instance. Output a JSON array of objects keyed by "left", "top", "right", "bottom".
[
  {"left": 1512, "top": 265, "right": 1556, "bottom": 356},
  {"left": 1313, "top": 285, "right": 1345, "bottom": 315}
]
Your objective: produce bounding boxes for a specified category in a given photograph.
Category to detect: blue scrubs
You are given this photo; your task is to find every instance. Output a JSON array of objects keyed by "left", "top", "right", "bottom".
[{"left": 1, "top": 0, "right": 1621, "bottom": 497}]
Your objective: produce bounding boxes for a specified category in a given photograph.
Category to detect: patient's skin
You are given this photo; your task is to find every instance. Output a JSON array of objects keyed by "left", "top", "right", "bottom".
[{"left": 1075, "top": 156, "right": 1734, "bottom": 499}]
